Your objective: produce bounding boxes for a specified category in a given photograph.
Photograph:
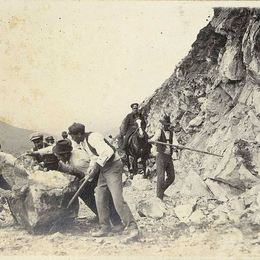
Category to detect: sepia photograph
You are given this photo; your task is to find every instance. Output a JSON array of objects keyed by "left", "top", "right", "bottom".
[{"left": 0, "top": 0, "right": 260, "bottom": 258}]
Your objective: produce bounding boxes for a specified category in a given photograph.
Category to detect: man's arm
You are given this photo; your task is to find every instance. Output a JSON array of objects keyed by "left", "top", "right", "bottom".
[
  {"left": 0, "top": 152, "right": 16, "bottom": 166},
  {"left": 57, "top": 161, "right": 85, "bottom": 179}
]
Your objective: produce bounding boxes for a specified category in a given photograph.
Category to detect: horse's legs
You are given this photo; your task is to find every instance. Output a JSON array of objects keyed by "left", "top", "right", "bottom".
[
  {"left": 125, "top": 153, "right": 131, "bottom": 172},
  {"left": 132, "top": 157, "right": 138, "bottom": 176},
  {"left": 142, "top": 157, "right": 148, "bottom": 179},
  {"left": 126, "top": 153, "right": 134, "bottom": 179}
]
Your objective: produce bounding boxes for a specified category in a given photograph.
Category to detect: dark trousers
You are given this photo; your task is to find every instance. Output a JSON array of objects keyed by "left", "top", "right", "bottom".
[
  {"left": 156, "top": 153, "right": 175, "bottom": 200},
  {"left": 95, "top": 159, "right": 136, "bottom": 229},
  {"left": 0, "top": 174, "right": 11, "bottom": 190},
  {"left": 79, "top": 175, "right": 122, "bottom": 226}
]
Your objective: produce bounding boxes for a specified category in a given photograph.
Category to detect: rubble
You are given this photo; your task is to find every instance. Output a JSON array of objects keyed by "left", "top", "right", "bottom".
[
  {"left": 136, "top": 197, "right": 165, "bottom": 219},
  {"left": 141, "top": 7, "right": 260, "bottom": 233}
]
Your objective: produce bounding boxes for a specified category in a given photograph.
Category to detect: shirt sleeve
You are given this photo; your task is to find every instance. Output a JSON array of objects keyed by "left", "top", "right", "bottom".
[
  {"left": 88, "top": 133, "right": 114, "bottom": 167},
  {"left": 0, "top": 152, "right": 16, "bottom": 166},
  {"left": 36, "top": 146, "right": 54, "bottom": 155},
  {"left": 150, "top": 129, "right": 161, "bottom": 142},
  {"left": 172, "top": 132, "right": 179, "bottom": 146}
]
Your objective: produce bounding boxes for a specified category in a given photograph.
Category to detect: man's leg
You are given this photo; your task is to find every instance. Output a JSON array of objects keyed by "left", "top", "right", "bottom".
[
  {"left": 156, "top": 153, "right": 166, "bottom": 200},
  {"left": 103, "top": 160, "right": 137, "bottom": 229},
  {"left": 163, "top": 155, "right": 175, "bottom": 193},
  {"left": 94, "top": 173, "right": 111, "bottom": 232},
  {"left": 108, "top": 192, "right": 122, "bottom": 227},
  {"left": 0, "top": 174, "right": 11, "bottom": 191}
]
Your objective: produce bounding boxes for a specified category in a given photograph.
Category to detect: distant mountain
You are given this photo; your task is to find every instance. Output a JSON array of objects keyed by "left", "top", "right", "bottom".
[{"left": 0, "top": 121, "right": 34, "bottom": 156}]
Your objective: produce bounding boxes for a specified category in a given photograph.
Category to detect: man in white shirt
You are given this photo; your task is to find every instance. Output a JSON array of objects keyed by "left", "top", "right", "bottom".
[
  {"left": 150, "top": 115, "right": 177, "bottom": 200},
  {"left": 52, "top": 139, "right": 122, "bottom": 228},
  {"left": 0, "top": 151, "right": 16, "bottom": 196},
  {"left": 68, "top": 123, "right": 139, "bottom": 239}
]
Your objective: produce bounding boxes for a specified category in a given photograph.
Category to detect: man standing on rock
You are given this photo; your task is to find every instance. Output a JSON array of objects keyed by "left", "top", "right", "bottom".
[
  {"left": 68, "top": 122, "right": 139, "bottom": 239},
  {"left": 118, "top": 103, "right": 147, "bottom": 157},
  {"left": 150, "top": 115, "right": 177, "bottom": 200}
]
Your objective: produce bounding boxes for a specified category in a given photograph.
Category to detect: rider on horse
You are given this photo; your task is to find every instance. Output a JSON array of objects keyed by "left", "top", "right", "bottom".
[{"left": 119, "top": 103, "right": 147, "bottom": 158}]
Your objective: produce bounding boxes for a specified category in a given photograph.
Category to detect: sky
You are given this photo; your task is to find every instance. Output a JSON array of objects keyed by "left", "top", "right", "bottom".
[{"left": 0, "top": 1, "right": 258, "bottom": 136}]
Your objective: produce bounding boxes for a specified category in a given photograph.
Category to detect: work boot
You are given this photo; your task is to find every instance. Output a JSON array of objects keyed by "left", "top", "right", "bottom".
[
  {"left": 111, "top": 223, "right": 124, "bottom": 233},
  {"left": 91, "top": 226, "right": 111, "bottom": 237},
  {"left": 123, "top": 223, "right": 139, "bottom": 242}
]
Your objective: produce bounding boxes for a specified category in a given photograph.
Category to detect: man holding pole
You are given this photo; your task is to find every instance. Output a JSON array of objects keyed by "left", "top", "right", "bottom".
[{"left": 150, "top": 115, "right": 178, "bottom": 200}]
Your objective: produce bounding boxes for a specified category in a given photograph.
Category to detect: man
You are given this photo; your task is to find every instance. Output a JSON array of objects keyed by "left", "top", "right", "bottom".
[
  {"left": 68, "top": 123, "right": 139, "bottom": 239},
  {"left": 30, "top": 132, "right": 47, "bottom": 152},
  {"left": 119, "top": 103, "right": 146, "bottom": 155},
  {"left": 45, "top": 136, "right": 55, "bottom": 146},
  {"left": 62, "top": 131, "right": 69, "bottom": 140},
  {"left": 0, "top": 151, "right": 16, "bottom": 197},
  {"left": 52, "top": 139, "right": 122, "bottom": 228},
  {"left": 150, "top": 115, "right": 178, "bottom": 200}
]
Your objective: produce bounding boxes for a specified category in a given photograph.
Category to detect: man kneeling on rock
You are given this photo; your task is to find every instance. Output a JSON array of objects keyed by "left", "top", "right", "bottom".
[{"left": 68, "top": 123, "right": 139, "bottom": 239}]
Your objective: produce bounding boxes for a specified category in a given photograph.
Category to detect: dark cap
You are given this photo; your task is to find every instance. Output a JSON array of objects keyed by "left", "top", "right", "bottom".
[
  {"left": 45, "top": 136, "right": 54, "bottom": 141},
  {"left": 52, "top": 139, "right": 73, "bottom": 155},
  {"left": 30, "top": 132, "right": 44, "bottom": 141},
  {"left": 160, "top": 115, "right": 171, "bottom": 125},
  {"left": 130, "top": 103, "right": 139, "bottom": 109},
  {"left": 68, "top": 123, "right": 85, "bottom": 135}
]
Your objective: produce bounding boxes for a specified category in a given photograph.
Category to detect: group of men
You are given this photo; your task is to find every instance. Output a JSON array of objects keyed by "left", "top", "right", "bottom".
[
  {"left": 27, "top": 122, "right": 139, "bottom": 239},
  {"left": 0, "top": 102, "right": 179, "bottom": 240}
]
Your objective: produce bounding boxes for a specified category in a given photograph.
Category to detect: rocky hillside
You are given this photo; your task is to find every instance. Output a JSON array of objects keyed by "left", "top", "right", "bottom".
[{"left": 142, "top": 8, "right": 260, "bottom": 229}]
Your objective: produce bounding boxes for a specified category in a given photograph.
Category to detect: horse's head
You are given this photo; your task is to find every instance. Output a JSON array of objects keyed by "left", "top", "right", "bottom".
[{"left": 135, "top": 118, "right": 144, "bottom": 138}]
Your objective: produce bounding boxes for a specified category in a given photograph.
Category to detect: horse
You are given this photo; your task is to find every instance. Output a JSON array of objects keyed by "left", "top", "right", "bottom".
[{"left": 125, "top": 118, "right": 152, "bottom": 179}]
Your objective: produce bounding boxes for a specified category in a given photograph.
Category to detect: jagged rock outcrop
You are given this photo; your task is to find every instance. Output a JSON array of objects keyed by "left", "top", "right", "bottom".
[
  {"left": 141, "top": 8, "right": 260, "bottom": 228},
  {"left": 1, "top": 155, "right": 80, "bottom": 233}
]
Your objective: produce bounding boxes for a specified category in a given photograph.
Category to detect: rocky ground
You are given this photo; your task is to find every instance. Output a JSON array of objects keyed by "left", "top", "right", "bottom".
[{"left": 0, "top": 160, "right": 260, "bottom": 257}]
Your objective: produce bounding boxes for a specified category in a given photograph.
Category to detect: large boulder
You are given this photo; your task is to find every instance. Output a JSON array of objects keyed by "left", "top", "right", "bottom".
[
  {"left": 2, "top": 155, "right": 80, "bottom": 233},
  {"left": 8, "top": 170, "right": 80, "bottom": 233}
]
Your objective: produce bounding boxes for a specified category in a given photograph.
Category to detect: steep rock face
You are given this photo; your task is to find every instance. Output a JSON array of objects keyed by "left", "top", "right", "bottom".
[{"left": 141, "top": 8, "right": 260, "bottom": 227}]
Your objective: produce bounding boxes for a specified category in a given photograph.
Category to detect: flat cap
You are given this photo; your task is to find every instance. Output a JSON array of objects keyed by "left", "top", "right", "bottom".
[
  {"left": 68, "top": 123, "right": 85, "bottom": 135},
  {"left": 30, "top": 132, "right": 43, "bottom": 141},
  {"left": 45, "top": 136, "right": 54, "bottom": 141}
]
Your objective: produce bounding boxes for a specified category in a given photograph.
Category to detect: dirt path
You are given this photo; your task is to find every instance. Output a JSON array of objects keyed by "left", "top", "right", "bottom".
[{"left": 1, "top": 177, "right": 260, "bottom": 257}]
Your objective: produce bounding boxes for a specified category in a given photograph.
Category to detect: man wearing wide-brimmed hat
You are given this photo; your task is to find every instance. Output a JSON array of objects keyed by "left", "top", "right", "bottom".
[{"left": 150, "top": 115, "right": 177, "bottom": 200}]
